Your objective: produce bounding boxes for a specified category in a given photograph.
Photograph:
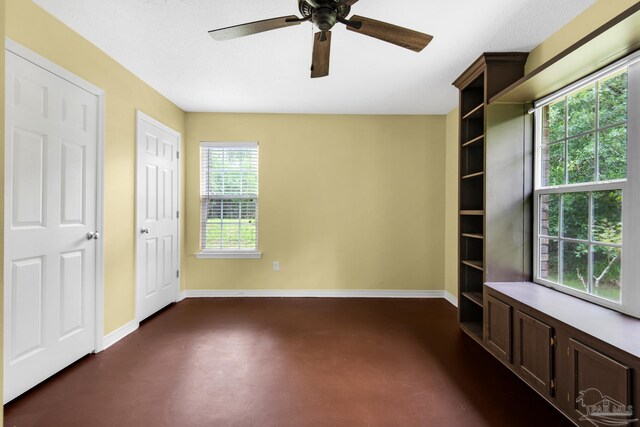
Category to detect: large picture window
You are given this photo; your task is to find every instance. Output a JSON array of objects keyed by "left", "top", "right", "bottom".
[
  {"left": 198, "top": 142, "right": 260, "bottom": 258},
  {"left": 534, "top": 52, "right": 640, "bottom": 317}
]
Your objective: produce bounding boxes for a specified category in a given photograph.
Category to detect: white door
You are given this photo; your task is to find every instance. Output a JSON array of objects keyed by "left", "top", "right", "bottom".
[
  {"left": 4, "top": 51, "right": 99, "bottom": 402},
  {"left": 136, "top": 112, "right": 180, "bottom": 321}
]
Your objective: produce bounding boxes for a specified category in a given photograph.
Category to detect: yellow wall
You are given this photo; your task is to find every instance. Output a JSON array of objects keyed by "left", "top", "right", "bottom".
[
  {"left": 5, "top": 0, "right": 186, "bottom": 334},
  {"left": 444, "top": 109, "right": 458, "bottom": 300},
  {"left": 0, "top": 0, "right": 5, "bottom": 418},
  {"left": 185, "top": 113, "right": 446, "bottom": 292},
  {"left": 525, "top": 0, "right": 639, "bottom": 73}
]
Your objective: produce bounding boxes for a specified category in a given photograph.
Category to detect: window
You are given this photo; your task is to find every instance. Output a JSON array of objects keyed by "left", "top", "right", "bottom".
[
  {"left": 198, "top": 142, "right": 260, "bottom": 259},
  {"left": 533, "top": 52, "right": 640, "bottom": 317}
]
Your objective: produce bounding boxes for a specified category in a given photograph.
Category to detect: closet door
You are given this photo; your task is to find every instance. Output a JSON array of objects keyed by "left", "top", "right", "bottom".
[
  {"left": 4, "top": 51, "right": 99, "bottom": 402},
  {"left": 135, "top": 112, "right": 180, "bottom": 322}
]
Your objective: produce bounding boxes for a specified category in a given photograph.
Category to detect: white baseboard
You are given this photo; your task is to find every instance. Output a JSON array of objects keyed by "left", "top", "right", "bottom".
[
  {"left": 444, "top": 291, "right": 458, "bottom": 308},
  {"left": 176, "top": 290, "right": 187, "bottom": 302},
  {"left": 182, "top": 289, "right": 446, "bottom": 299},
  {"left": 101, "top": 319, "right": 139, "bottom": 351}
]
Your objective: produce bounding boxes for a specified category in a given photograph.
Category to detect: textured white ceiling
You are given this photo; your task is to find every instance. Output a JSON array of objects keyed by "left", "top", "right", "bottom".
[{"left": 34, "top": 0, "right": 596, "bottom": 114}]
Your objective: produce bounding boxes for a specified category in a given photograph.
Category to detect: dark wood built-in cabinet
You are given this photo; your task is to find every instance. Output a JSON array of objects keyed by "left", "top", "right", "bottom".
[
  {"left": 453, "top": 43, "right": 640, "bottom": 425},
  {"left": 453, "top": 53, "right": 529, "bottom": 343},
  {"left": 515, "top": 311, "right": 555, "bottom": 397},
  {"left": 568, "top": 339, "right": 632, "bottom": 421},
  {"left": 484, "top": 294, "right": 512, "bottom": 363},
  {"left": 485, "top": 282, "right": 640, "bottom": 426}
]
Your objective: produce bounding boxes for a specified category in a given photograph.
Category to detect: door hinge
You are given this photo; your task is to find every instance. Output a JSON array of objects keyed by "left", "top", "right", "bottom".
[
  {"left": 176, "top": 270, "right": 180, "bottom": 278},
  {"left": 176, "top": 151, "right": 180, "bottom": 159},
  {"left": 177, "top": 210, "right": 180, "bottom": 219},
  {"left": 550, "top": 336, "right": 557, "bottom": 347},
  {"left": 550, "top": 379, "right": 556, "bottom": 390}
]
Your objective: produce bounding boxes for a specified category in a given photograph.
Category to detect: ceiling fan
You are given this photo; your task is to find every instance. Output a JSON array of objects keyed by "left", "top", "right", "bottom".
[{"left": 208, "top": 0, "right": 433, "bottom": 78}]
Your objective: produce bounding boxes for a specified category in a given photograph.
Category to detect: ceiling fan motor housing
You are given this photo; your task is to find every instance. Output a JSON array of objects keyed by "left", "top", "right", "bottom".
[
  {"left": 314, "top": 7, "right": 336, "bottom": 31},
  {"left": 299, "top": 0, "right": 351, "bottom": 32}
]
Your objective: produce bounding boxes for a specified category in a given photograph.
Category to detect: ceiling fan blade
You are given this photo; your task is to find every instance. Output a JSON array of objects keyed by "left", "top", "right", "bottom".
[
  {"left": 346, "top": 15, "right": 433, "bottom": 52},
  {"left": 311, "top": 31, "right": 331, "bottom": 78},
  {"left": 209, "top": 15, "right": 302, "bottom": 41}
]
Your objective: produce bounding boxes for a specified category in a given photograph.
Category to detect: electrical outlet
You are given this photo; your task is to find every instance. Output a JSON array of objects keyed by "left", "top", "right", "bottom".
[{"left": 273, "top": 261, "right": 280, "bottom": 272}]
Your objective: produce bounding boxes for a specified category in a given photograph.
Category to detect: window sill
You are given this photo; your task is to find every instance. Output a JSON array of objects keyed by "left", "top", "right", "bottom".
[{"left": 195, "top": 251, "right": 262, "bottom": 259}]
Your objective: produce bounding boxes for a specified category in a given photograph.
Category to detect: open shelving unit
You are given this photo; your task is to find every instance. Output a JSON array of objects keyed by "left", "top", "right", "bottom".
[
  {"left": 453, "top": 53, "right": 529, "bottom": 343},
  {"left": 457, "top": 70, "right": 486, "bottom": 341}
]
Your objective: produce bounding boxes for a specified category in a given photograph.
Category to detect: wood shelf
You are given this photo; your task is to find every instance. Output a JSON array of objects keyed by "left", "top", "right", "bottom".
[
  {"left": 460, "top": 321, "right": 484, "bottom": 344},
  {"left": 462, "top": 171, "right": 484, "bottom": 180},
  {"left": 462, "top": 134, "right": 484, "bottom": 147},
  {"left": 491, "top": 5, "right": 640, "bottom": 104},
  {"left": 462, "top": 233, "right": 484, "bottom": 240},
  {"left": 462, "top": 291, "right": 483, "bottom": 307},
  {"left": 462, "top": 103, "right": 484, "bottom": 120},
  {"left": 455, "top": 53, "right": 527, "bottom": 347},
  {"left": 462, "top": 260, "right": 484, "bottom": 271}
]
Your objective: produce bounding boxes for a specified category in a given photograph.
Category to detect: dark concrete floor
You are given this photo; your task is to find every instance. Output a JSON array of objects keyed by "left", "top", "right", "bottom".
[{"left": 4, "top": 298, "right": 573, "bottom": 426}]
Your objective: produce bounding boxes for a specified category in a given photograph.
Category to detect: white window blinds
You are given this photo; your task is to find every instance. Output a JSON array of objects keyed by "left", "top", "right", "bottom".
[{"left": 200, "top": 142, "right": 258, "bottom": 251}]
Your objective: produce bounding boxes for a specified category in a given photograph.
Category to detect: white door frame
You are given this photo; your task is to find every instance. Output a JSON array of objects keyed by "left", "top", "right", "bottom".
[
  {"left": 135, "top": 110, "right": 181, "bottom": 322},
  {"left": 5, "top": 38, "right": 106, "bottom": 352}
]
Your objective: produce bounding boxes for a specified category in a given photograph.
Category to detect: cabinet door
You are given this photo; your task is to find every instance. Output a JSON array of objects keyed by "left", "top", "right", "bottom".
[
  {"left": 484, "top": 294, "right": 512, "bottom": 363},
  {"left": 568, "top": 339, "right": 632, "bottom": 424},
  {"left": 515, "top": 311, "right": 555, "bottom": 396}
]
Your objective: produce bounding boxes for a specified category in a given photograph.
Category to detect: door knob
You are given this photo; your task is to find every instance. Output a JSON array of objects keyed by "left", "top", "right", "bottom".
[
  {"left": 140, "top": 227, "right": 150, "bottom": 234},
  {"left": 86, "top": 231, "right": 100, "bottom": 240}
]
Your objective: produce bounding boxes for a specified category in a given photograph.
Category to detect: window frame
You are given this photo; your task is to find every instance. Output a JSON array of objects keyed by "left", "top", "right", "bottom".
[
  {"left": 196, "top": 141, "right": 262, "bottom": 259},
  {"left": 533, "top": 52, "right": 640, "bottom": 318}
]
